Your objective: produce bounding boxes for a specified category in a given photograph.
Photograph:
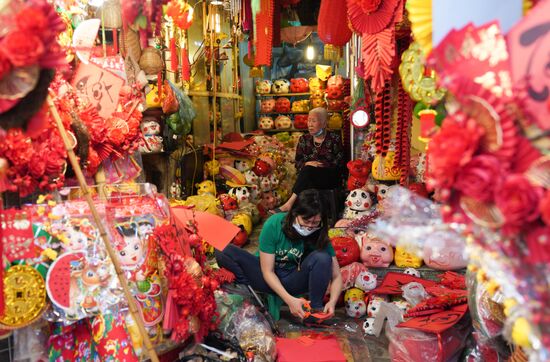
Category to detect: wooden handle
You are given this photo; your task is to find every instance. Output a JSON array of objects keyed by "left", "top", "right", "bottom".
[{"left": 47, "top": 96, "right": 160, "bottom": 362}]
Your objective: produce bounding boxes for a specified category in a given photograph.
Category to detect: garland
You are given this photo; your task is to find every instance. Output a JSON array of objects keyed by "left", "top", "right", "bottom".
[
  {"left": 374, "top": 82, "right": 392, "bottom": 157},
  {"left": 395, "top": 76, "right": 413, "bottom": 185}
]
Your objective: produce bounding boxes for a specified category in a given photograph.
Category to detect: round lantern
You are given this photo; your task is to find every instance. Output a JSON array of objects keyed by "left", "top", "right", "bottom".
[
  {"left": 317, "top": 0, "right": 352, "bottom": 61},
  {"left": 351, "top": 107, "right": 370, "bottom": 129}
]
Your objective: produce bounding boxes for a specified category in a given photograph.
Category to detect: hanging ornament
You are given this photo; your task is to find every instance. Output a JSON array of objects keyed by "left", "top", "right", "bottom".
[
  {"left": 0, "top": 265, "right": 47, "bottom": 329},
  {"left": 405, "top": 0, "right": 433, "bottom": 55},
  {"left": 318, "top": 0, "right": 353, "bottom": 61},
  {"left": 347, "top": 0, "right": 400, "bottom": 34},
  {"left": 362, "top": 28, "right": 395, "bottom": 93},
  {"left": 399, "top": 42, "right": 445, "bottom": 104},
  {"left": 254, "top": 0, "right": 275, "bottom": 66},
  {"left": 166, "top": 1, "right": 195, "bottom": 30},
  {"left": 396, "top": 75, "right": 413, "bottom": 185}
]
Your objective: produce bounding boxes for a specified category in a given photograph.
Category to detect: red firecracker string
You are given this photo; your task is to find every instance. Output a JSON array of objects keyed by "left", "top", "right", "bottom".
[
  {"left": 396, "top": 76, "right": 412, "bottom": 185},
  {"left": 374, "top": 82, "right": 392, "bottom": 157},
  {"left": 170, "top": 37, "right": 178, "bottom": 73}
]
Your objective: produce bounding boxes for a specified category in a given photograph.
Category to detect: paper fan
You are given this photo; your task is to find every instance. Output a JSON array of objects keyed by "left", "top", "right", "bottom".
[
  {"left": 347, "top": 0, "right": 400, "bottom": 34},
  {"left": 405, "top": 0, "right": 432, "bottom": 55},
  {"left": 524, "top": 155, "right": 550, "bottom": 188},
  {"left": 361, "top": 27, "right": 395, "bottom": 92},
  {"left": 459, "top": 196, "right": 504, "bottom": 228},
  {"left": 72, "top": 19, "right": 101, "bottom": 64}
]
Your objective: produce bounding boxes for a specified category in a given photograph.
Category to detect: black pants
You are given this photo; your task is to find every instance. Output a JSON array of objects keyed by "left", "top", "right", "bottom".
[
  {"left": 215, "top": 244, "right": 332, "bottom": 308},
  {"left": 292, "top": 166, "right": 342, "bottom": 195}
]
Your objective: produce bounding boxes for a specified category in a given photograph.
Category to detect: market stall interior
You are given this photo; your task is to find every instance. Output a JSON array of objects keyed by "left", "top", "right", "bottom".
[{"left": 0, "top": 0, "right": 549, "bottom": 361}]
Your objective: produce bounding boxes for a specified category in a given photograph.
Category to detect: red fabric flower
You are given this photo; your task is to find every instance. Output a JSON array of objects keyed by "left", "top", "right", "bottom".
[
  {"left": 541, "top": 190, "right": 550, "bottom": 226},
  {"left": 1, "top": 31, "right": 45, "bottom": 67},
  {"left": 16, "top": 7, "right": 48, "bottom": 33},
  {"left": 454, "top": 155, "right": 502, "bottom": 202},
  {"left": 525, "top": 226, "right": 550, "bottom": 264},
  {"left": 427, "top": 115, "right": 484, "bottom": 191},
  {"left": 0, "top": 51, "right": 11, "bottom": 79},
  {"left": 360, "top": 0, "right": 382, "bottom": 14},
  {"left": 495, "top": 174, "right": 543, "bottom": 234}
]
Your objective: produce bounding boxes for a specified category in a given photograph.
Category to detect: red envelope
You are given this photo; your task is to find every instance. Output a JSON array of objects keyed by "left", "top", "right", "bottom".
[
  {"left": 276, "top": 336, "right": 346, "bottom": 362},
  {"left": 398, "top": 303, "right": 468, "bottom": 333},
  {"left": 372, "top": 272, "right": 438, "bottom": 295}
]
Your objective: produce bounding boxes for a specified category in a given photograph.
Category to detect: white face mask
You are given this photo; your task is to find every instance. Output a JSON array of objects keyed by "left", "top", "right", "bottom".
[{"left": 293, "top": 222, "right": 320, "bottom": 237}]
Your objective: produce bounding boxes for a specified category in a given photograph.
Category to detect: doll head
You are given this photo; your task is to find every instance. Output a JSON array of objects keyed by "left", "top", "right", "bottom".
[{"left": 115, "top": 222, "right": 146, "bottom": 269}]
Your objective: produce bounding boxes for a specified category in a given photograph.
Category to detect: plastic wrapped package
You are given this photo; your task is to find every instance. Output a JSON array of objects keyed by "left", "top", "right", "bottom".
[
  {"left": 386, "top": 317, "right": 471, "bottom": 362},
  {"left": 13, "top": 322, "right": 49, "bottom": 362},
  {"left": 225, "top": 302, "right": 277, "bottom": 362}
]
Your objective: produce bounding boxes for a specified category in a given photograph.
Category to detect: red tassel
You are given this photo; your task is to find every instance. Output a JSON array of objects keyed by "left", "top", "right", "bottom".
[
  {"left": 157, "top": 72, "right": 163, "bottom": 100},
  {"left": 0, "top": 209, "right": 3, "bottom": 316},
  {"left": 181, "top": 48, "right": 190, "bottom": 81},
  {"left": 170, "top": 37, "right": 178, "bottom": 72}
]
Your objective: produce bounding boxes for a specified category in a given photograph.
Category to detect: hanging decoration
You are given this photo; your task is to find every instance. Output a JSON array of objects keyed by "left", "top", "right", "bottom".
[
  {"left": 317, "top": 0, "right": 353, "bottom": 61},
  {"left": 399, "top": 42, "right": 445, "bottom": 105},
  {"left": 254, "top": 0, "right": 275, "bottom": 66},
  {"left": 347, "top": 0, "right": 400, "bottom": 34},
  {"left": 405, "top": 0, "right": 433, "bottom": 55},
  {"left": 348, "top": 0, "right": 405, "bottom": 92},
  {"left": 395, "top": 76, "right": 413, "bottom": 185}
]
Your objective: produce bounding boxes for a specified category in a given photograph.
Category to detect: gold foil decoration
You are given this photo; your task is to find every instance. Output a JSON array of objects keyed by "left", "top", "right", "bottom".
[{"left": 0, "top": 265, "right": 47, "bottom": 328}]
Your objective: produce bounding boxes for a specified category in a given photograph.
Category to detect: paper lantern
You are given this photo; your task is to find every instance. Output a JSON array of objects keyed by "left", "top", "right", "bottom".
[{"left": 318, "top": 0, "right": 352, "bottom": 60}]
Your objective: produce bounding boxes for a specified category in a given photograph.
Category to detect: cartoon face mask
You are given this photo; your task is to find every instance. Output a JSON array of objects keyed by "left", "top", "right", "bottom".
[
  {"left": 360, "top": 235, "right": 393, "bottom": 268},
  {"left": 394, "top": 246, "right": 423, "bottom": 268}
]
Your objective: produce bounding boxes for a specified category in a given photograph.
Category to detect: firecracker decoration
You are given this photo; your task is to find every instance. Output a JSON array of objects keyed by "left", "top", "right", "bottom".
[
  {"left": 374, "top": 82, "right": 392, "bottom": 157},
  {"left": 254, "top": 0, "right": 274, "bottom": 66},
  {"left": 151, "top": 223, "right": 219, "bottom": 343},
  {"left": 395, "top": 86, "right": 412, "bottom": 185},
  {"left": 347, "top": 0, "right": 400, "bottom": 34}
]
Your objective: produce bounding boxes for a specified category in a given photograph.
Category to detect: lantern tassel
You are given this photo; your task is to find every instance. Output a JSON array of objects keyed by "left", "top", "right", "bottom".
[
  {"left": 323, "top": 44, "right": 342, "bottom": 62},
  {"left": 170, "top": 37, "right": 178, "bottom": 73}
]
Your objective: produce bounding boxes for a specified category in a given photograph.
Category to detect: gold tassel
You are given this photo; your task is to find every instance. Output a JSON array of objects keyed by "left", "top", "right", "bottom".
[{"left": 323, "top": 44, "right": 342, "bottom": 62}]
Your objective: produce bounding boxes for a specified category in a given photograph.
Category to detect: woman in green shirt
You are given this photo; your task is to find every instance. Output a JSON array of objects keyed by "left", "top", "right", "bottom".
[{"left": 215, "top": 189, "right": 343, "bottom": 319}]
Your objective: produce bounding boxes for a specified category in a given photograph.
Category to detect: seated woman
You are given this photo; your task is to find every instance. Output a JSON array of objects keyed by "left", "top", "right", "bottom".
[
  {"left": 275, "top": 107, "right": 344, "bottom": 213},
  {"left": 215, "top": 189, "right": 343, "bottom": 319}
]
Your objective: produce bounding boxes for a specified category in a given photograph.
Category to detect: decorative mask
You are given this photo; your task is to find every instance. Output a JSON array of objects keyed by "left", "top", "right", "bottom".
[
  {"left": 196, "top": 180, "right": 216, "bottom": 195},
  {"left": 290, "top": 78, "right": 309, "bottom": 93},
  {"left": 315, "top": 65, "right": 332, "bottom": 81},
  {"left": 228, "top": 186, "right": 250, "bottom": 204},
  {"left": 274, "top": 97, "right": 291, "bottom": 113},
  {"left": 423, "top": 230, "right": 468, "bottom": 270},
  {"left": 145, "top": 84, "right": 162, "bottom": 109},
  {"left": 219, "top": 193, "right": 238, "bottom": 211},
  {"left": 255, "top": 79, "right": 272, "bottom": 94},
  {"left": 140, "top": 119, "right": 161, "bottom": 135},
  {"left": 326, "top": 85, "right": 343, "bottom": 99},
  {"left": 259, "top": 116, "right": 274, "bottom": 130},
  {"left": 293, "top": 114, "right": 308, "bottom": 129},
  {"left": 234, "top": 159, "right": 253, "bottom": 173},
  {"left": 363, "top": 317, "right": 376, "bottom": 335},
  {"left": 403, "top": 268, "right": 421, "bottom": 278},
  {"left": 259, "top": 191, "right": 277, "bottom": 210},
  {"left": 308, "top": 77, "right": 324, "bottom": 92},
  {"left": 327, "top": 74, "right": 344, "bottom": 88},
  {"left": 252, "top": 159, "right": 272, "bottom": 177},
  {"left": 204, "top": 160, "right": 220, "bottom": 177},
  {"left": 274, "top": 115, "right": 292, "bottom": 129},
  {"left": 372, "top": 151, "right": 401, "bottom": 181},
  {"left": 354, "top": 270, "right": 377, "bottom": 292},
  {"left": 271, "top": 79, "right": 290, "bottom": 94},
  {"left": 328, "top": 113, "right": 343, "bottom": 129},
  {"left": 343, "top": 188, "right": 373, "bottom": 219},
  {"left": 344, "top": 287, "right": 366, "bottom": 318},
  {"left": 291, "top": 100, "right": 310, "bottom": 112},
  {"left": 367, "top": 295, "right": 386, "bottom": 318},
  {"left": 139, "top": 135, "right": 163, "bottom": 153},
  {"left": 394, "top": 246, "right": 423, "bottom": 268},
  {"left": 260, "top": 98, "right": 276, "bottom": 113},
  {"left": 360, "top": 234, "right": 393, "bottom": 268}
]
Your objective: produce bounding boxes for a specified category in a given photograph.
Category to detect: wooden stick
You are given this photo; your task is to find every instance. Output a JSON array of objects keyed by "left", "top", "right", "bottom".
[{"left": 46, "top": 96, "right": 160, "bottom": 362}]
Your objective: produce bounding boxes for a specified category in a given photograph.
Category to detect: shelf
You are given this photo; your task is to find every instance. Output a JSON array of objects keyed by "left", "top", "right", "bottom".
[
  {"left": 259, "top": 111, "right": 309, "bottom": 115},
  {"left": 260, "top": 128, "right": 342, "bottom": 133},
  {"left": 256, "top": 92, "right": 310, "bottom": 97}
]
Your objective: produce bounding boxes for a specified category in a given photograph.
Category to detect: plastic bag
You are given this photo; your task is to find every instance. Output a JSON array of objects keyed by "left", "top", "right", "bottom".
[
  {"left": 225, "top": 302, "right": 277, "bottom": 362},
  {"left": 168, "top": 80, "right": 196, "bottom": 136},
  {"left": 386, "top": 316, "right": 470, "bottom": 362}
]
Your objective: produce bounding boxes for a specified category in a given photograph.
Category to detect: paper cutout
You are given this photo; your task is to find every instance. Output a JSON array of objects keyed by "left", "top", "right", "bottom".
[
  {"left": 372, "top": 272, "right": 438, "bottom": 295},
  {"left": 72, "top": 19, "right": 101, "bottom": 64},
  {"left": 1, "top": 209, "right": 37, "bottom": 263},
  {"left": 398, "top": 303, "right": 468, "bottom": 333},
  {"left": 507, "top": 0, "right": 550, "bottom": 130},
  {"left": 171, "top": 207, "right": 240, "bottom": 251},
  {"left": 276, "top": 336, "right": 346, "bottom": 362},
  {"left": 72, "top": 62, "right": 124, "bottom": 118}
]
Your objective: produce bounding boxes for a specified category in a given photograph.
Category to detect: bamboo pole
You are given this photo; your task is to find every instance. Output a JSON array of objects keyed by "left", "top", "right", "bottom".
[{"left": 46, "top": 96, "right": 160, "bottom": 362}]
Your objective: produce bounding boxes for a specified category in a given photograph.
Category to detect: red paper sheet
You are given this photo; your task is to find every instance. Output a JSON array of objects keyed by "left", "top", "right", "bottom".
[
  {"left": 372, "top": 272, "right": 438, "bottom": 295},
  {"left": 276, "top": 336, "right": 346, "bottom": 362},
  {"left": 171, "top": 207, "right": 239, "bottom": 251},
  {"left": 398, "top": 303, "right": 468, "bottom": 334}
]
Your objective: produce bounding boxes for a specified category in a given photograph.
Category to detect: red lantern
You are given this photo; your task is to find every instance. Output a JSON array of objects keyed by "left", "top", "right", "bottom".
[
  {"left": 317, "top": 0, "right": 352, "bottom": 60},
  {"left": 331, "top": 236, "right": 360, "bottom": 267}
]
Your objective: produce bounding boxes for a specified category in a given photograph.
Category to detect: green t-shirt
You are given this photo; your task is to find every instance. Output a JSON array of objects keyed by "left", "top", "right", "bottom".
[{"left": 258, "top": 212, "right": 335, "bottom": 269}]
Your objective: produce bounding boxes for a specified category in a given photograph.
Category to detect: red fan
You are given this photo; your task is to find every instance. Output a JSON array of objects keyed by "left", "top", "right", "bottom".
[{"left": 347, "top": 0, "right": 400, "bottom": 34}]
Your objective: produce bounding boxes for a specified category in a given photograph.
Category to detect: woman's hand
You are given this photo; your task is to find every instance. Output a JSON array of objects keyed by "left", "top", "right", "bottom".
[
  {"left": 323, "top": 301, "right": 336, "bottom": 317},
  {"left": 305, "top": 161, "right": 323, "bottom": 167},
  {"left": 287, "top": 297, "right": 307, "bottom": 319}
]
